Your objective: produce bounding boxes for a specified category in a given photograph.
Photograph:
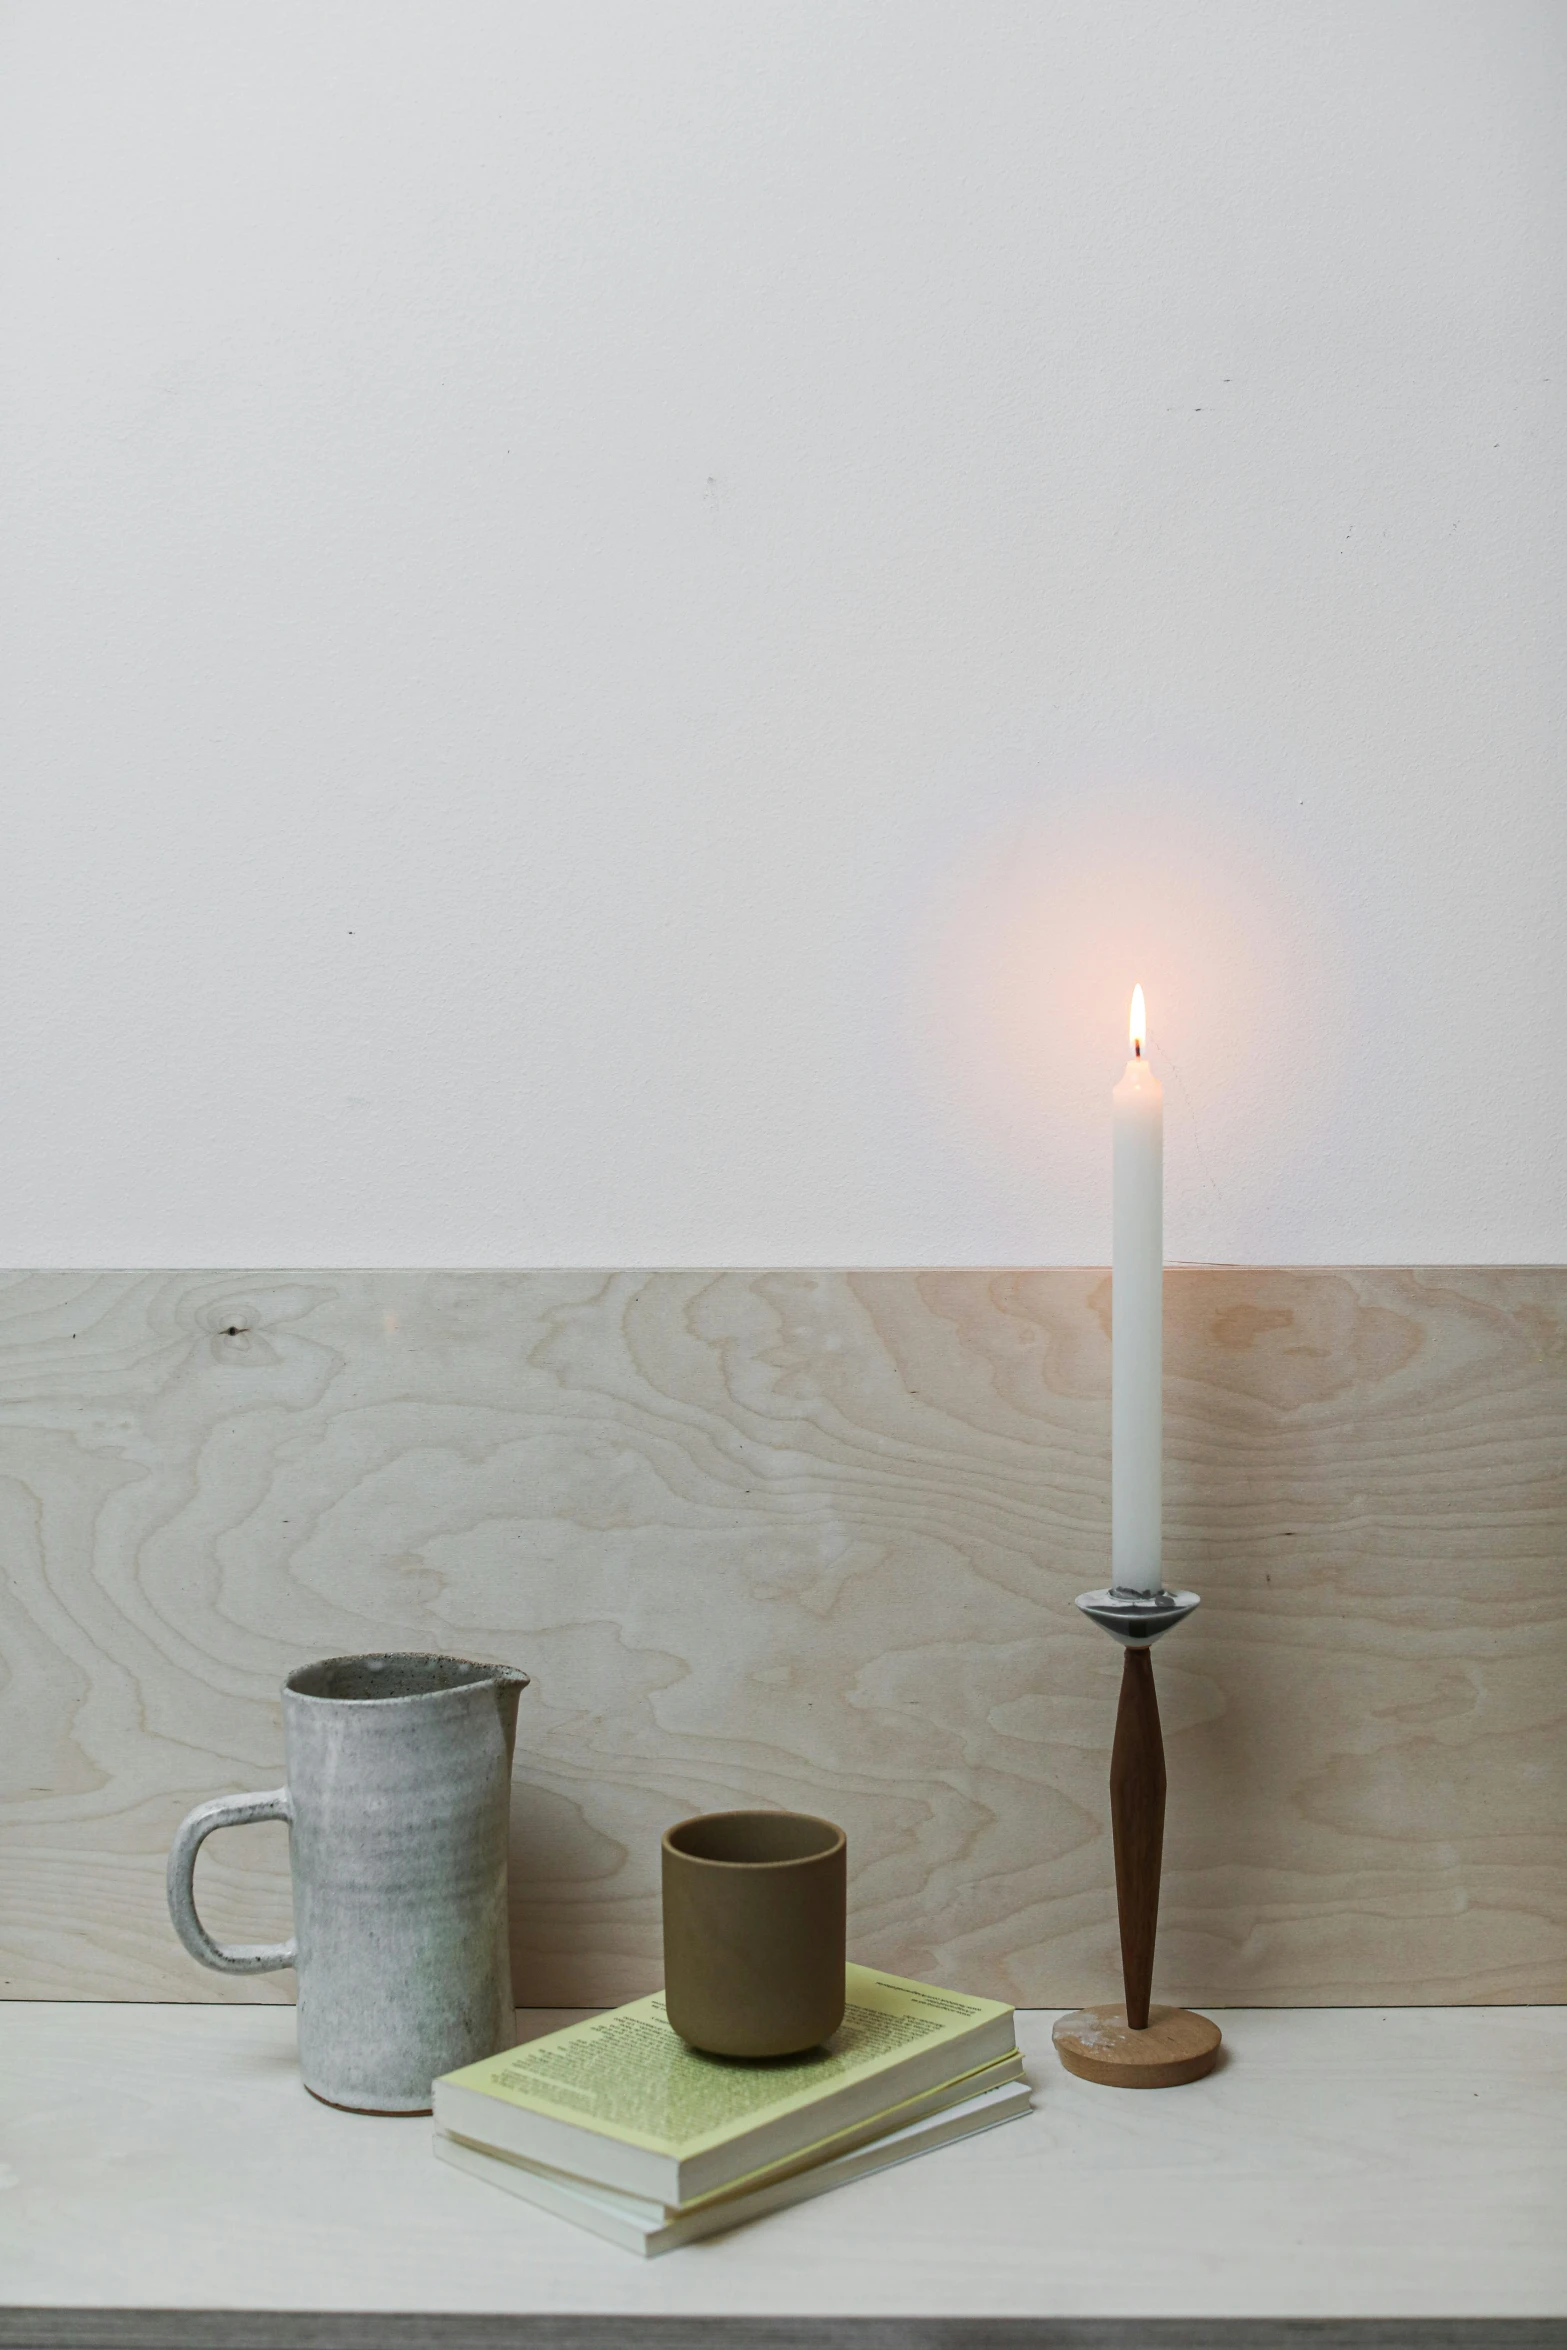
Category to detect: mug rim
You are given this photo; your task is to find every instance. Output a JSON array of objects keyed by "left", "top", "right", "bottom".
[
  {"left": 662, "top": 1807, "right": 846, "bottom": 1870},
  {"left": 283, "top": 1652, "right": 531, "bottom": 1706}
]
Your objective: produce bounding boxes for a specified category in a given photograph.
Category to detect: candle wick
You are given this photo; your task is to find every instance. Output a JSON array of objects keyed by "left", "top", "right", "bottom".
[{"left": 1134, "top": 1041, "right": 1141, "bottom": 1058}]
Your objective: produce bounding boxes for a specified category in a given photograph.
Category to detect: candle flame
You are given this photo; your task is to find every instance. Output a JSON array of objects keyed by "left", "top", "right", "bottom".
[{"left": 1129, "top": 984, "right": 1146, "bottom": 1058}]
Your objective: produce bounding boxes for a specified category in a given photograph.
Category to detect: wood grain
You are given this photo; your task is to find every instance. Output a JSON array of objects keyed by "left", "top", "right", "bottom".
[
  {"left": 1109, "top": 1650, "right": 1164, "bottom": 2029},
  {"left": 0, "top": 1269, "right": 1562, "bottom": 2007}
]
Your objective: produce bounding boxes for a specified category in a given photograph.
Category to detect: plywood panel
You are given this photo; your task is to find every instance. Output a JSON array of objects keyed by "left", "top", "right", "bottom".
[{"left": 0, "top": 1269, "right": 1562, "bottom": 2006}]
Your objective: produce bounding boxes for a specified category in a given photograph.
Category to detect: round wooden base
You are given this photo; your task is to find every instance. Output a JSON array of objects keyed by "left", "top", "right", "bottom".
[{"left": 1053, "top": 2002, "right": 1222, "bottom": 2088}]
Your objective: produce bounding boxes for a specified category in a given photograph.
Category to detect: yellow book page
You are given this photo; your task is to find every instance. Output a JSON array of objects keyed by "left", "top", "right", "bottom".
[{"left": 438, "top": 1964, "right": 1012, "bottom": 2160}]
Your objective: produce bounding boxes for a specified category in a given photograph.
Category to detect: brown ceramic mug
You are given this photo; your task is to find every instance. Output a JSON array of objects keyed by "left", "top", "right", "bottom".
[{"left": 661, "top": 1809, "right": 847, "bottom": 2059}]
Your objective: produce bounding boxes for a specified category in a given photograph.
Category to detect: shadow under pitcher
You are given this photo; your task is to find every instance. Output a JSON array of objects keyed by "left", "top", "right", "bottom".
[{"left": 167, "top": 1653, "right": 530, "bottom": 2113}]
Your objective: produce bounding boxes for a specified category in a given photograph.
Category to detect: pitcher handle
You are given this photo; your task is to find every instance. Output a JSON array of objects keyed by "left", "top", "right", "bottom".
[{"left": 166, "top": 1789, "right": 297, "bottom": 1974}]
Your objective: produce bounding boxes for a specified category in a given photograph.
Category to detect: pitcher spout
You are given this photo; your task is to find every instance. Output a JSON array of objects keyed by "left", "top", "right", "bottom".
[{"left": 484, "top": 1662, "right": 530, "bottom": 1747}]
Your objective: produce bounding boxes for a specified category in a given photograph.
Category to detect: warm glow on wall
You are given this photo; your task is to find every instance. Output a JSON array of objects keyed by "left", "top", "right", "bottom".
[{"left": 917, "top": 770, "right": 1349, "bottom": 1263}]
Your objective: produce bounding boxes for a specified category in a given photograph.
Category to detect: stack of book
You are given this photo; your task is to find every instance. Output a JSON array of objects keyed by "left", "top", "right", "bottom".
[{"left": 433, "top": 1962, "right": 1030, "bottom": 2254}]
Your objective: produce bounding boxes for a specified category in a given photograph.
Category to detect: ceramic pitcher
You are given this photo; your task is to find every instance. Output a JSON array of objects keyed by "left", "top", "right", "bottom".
[{"left": 167, "top": 1652, "right": 530, "bottom": 2112}]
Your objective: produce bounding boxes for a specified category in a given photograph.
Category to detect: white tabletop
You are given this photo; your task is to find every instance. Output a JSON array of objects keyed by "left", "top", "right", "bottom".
[{"left": 1, "top": 2003, "right": 1562, "bottom": 2322}]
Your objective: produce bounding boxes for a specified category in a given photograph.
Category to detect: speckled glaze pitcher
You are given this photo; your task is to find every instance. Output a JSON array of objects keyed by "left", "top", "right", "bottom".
[{"left": 167, "top": 1653, "right": 529, "bottom": 2113}]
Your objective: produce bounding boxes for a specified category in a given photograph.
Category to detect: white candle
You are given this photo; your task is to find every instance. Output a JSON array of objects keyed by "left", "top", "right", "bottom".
[{"left": 1112, "top": 985, "right": 1163, "bottom": 1593}]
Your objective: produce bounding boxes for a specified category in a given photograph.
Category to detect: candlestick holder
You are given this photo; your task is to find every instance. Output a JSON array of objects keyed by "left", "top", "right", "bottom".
[{"left": 1052, "top": 1585, "right": 1222, "bottom": 2089}]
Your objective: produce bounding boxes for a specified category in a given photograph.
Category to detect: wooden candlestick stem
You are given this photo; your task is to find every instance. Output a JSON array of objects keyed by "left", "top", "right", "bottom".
[
  {"left": 1110, "top": 1646, "right": 1165, "bottom": 2030},
  {"left": 1054, "top": 1586, "right": 1221, "bottom": 2088}
]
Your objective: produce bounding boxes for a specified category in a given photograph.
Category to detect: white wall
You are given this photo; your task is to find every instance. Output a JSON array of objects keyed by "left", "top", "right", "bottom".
[{"left": 3, "top": 0, "right": 1563, "bottom": 1268}]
